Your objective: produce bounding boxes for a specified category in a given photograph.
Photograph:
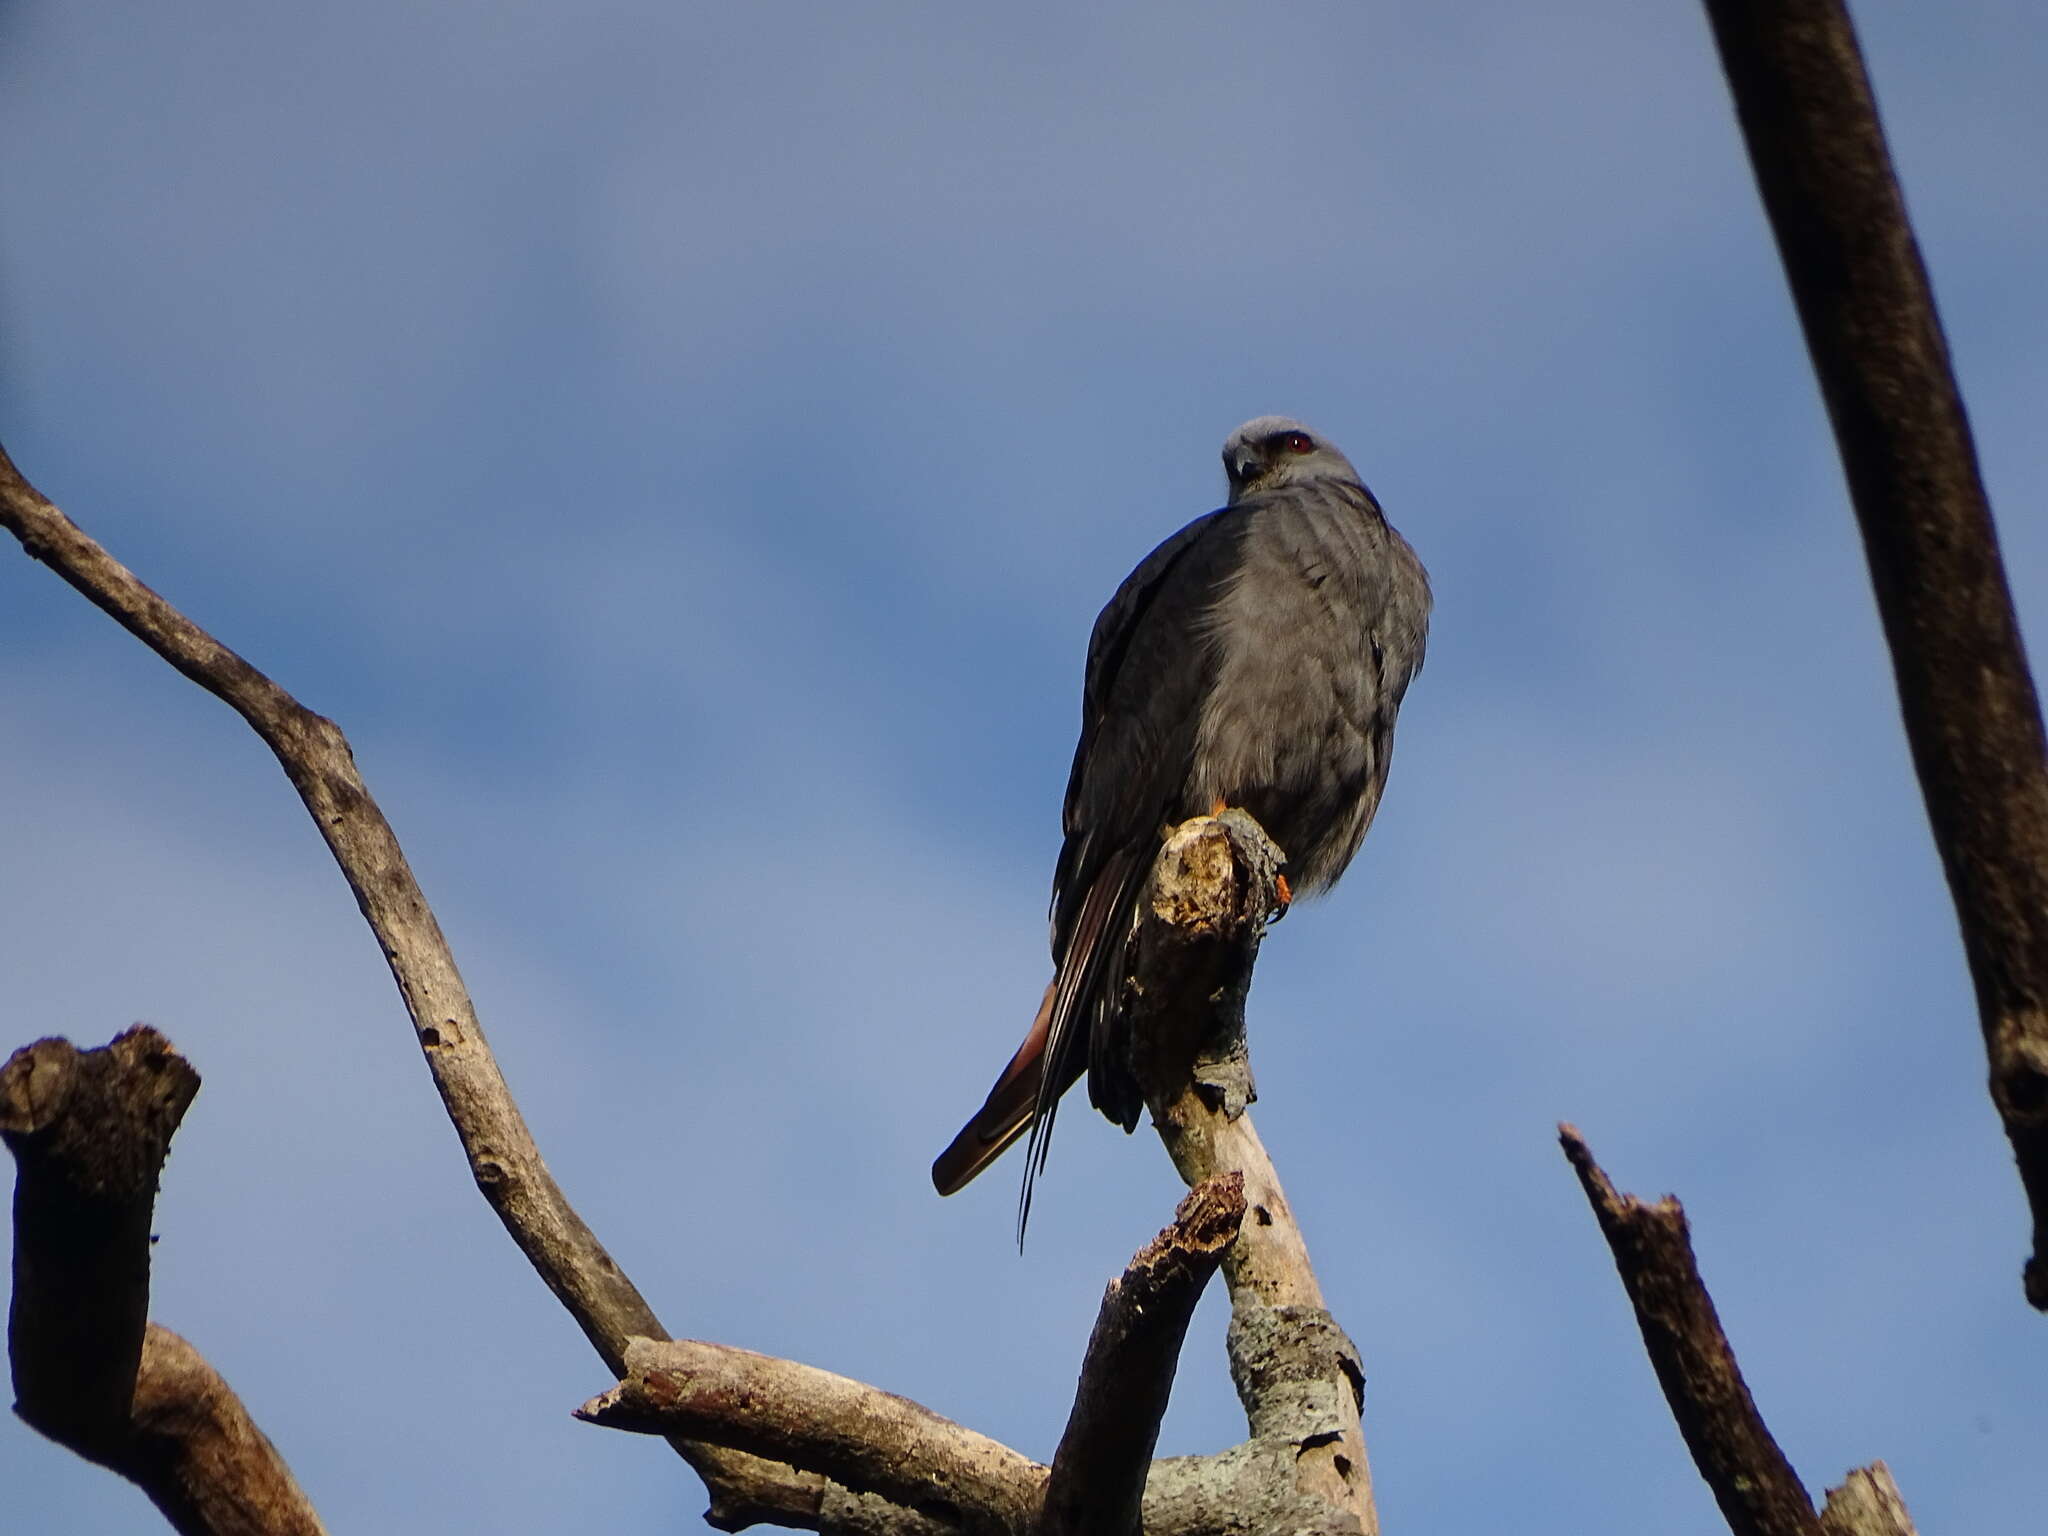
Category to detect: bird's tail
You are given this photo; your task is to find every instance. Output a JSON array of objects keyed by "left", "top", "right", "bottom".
[{"left": 931, "top": 981, "right": 1057, "bottom": 1197}]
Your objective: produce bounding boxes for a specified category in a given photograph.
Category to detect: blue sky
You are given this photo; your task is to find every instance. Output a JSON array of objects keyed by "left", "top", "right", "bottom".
[{"left": 4, "top": 3, "right": 2044, "bottom": 1532}]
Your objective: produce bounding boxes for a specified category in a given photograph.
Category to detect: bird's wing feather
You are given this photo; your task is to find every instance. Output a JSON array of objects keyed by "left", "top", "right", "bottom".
[
  {"left": 1017, "top": 508, "right": 1254, "bottom": 1234},
  {"left": 1054, "top": 508, "right": 1246, "bottom": 945},
  {"left": 931, "top": 513, "right": 1244, "bottom": 1216}
]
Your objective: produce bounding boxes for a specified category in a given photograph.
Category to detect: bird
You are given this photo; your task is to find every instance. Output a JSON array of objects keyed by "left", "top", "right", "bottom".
[{"left": 931, "top": 417, "right": 1430, "bottom": 1234}]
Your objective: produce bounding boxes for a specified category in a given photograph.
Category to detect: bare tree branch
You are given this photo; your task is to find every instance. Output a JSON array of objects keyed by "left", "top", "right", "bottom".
[
  {"left": 706, "top": 1469, "right": 960, "bottom": 1536},
  {"left": 3, "top": 1027, "right": 325, "bottom": 1536},
  {"left": 1562, "top": 1125, "right": 1914, "bottom": 1536},
  {"left": 4, "top": 1028, "right": 189, "bottom": 1449},
  {"left": 576, "top": 1174, "right": 1337, "bottom": 1536},
  {"left": 1041, "top": 1174, "right": 1246, "bottom": 1536},
  {"left": 2, "top": 454, "right": 1382, "bottom": 1532},
  {"left": 120, "top": 1326, "right": 324, "bottom": 1536},
  {"left": 1701, "top": 0, "right": 2048, "bottom": 1309},
  {"left": 1125, "top": 813, "right": 1375, "bottom": 1534},
  {"left": 579, "top": 1339, "right": 1044, "bottom": 1534},
  {"left": 0, "top": 444, "right": 666, "bottom": 1361},
  {"left": 575, "top": 817, "right": 1377, "bottom": 1536},
  {"left": 0, "top": 444, "right": 818, "bottom": 1522},
  {"left": 1560, "top": 1125, "right": 1815, "bottom": 1536}
]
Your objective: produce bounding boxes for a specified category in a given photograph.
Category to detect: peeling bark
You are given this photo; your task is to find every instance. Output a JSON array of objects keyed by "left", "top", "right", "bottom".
[{"left": 1043, "top": 1175, "right": 1245, "bottom": 1536}]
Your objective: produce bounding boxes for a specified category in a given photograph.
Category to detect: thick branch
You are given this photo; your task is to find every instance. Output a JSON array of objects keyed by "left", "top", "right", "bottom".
[
  {"left": 576, "top": 1277, "right": 1353, "bottom": 1536},
  {"left": 578, "top": 1338, "right": 1044, "bottom": 1535},
  {"left": 1123, "top": 812, "right": 1375, "bottom": 1534},
  {"left": 3, "top": 1028, "right": 325, "bottom": 1535},
  {"left": 1703, "top": 0, "right": 2048, "bottom": 1308},
  {"left": 1041, "top": 1174, "right": 1245, "bottom": 1536},
  {"left": 0, "top": 445, "right": 787, "bottom": 1516},
  {"left": 4, "top": 1028, "right": 192, "bottom": 1450},
  {"left": 123, "top": 1325, "right": 325, "bottom": 1536},
  {"left": 1562, "top": 1126, "right": 1915, "bottom": 1536},
  {"left": 574, "top": 1171, "right": 1344, "bottom": 1536},
  {"left": 3, "top": 456, "right": 1379, "bottom": 1533}
]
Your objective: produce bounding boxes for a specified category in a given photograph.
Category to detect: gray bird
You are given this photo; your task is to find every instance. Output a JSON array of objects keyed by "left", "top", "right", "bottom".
[{"left": 932, "top": 417, "right": 1430, "bottom": 1230}]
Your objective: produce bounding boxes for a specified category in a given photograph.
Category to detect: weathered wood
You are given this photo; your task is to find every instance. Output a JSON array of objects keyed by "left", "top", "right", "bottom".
[
  {"left": 1125, "top": 813, "right": 1376, "bottom": 1534},
  {"left": 581, "top": 1338, "right": 1043, "bottom": 1535},
  {"left": 3, "top": 1028, "right": 325, "bottom": 1535},
  {"left": 1702, "top": 0, "right": 2048, "bottom": 1309},
  {"left": 0, "top": 443, "right": 789, "bottom": 1521},
  {"left": 4, "top": 1028, "right": 194, "bottom": 1451},
  {"left": 1562, "top": 1125, "right": 1820, "bottom": 1536},
  {"left": 1042, "top": 1175, "right": 1245, "bottom": 1536},
  {"left": 3, "top": 449, "right": 1383, "bottom": 1533},
  {"left": 1819, "top": 1463, "right": 1919, "bottom": 1536},
  {"left": 1563, "top": 1127, "right": 1920, "bottom": 1536}
]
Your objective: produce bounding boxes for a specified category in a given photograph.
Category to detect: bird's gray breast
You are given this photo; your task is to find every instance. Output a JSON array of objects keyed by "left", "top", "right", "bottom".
[{"left": 1190, "top": 481, "right": 1427, "bottom": 892}]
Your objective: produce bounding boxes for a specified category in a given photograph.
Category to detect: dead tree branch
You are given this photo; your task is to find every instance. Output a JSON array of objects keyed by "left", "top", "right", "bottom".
[
  {"left": 2, "top": 1027, "right": 325, "bottom": 1536},
  {"left": 0, "top": 442, "right": 804, "bottom": 1520},
  {"left": 1041, "top": 1174, "right": 1245, "bottom": 1536},
  {"left": 1702, "top": 0, "right": 2048, "bottom": 1309},
  {"left": 1562, "top": 1126, "right": 1917, "bottom": 1536},
  {"left": 3, "top": 452, "right": 1374, "bottom": 1531},
  {"left": 576, "top": 823, "right": 1362, "bottom": 1534},
  {"left": 579, "top": 1339, "right": 1044, "bottom": 1534},
  {"left": 1126, "top": 812, "right": 1376, "bottom": 1534},
  {"left": 0, "top": 443, "right": 667, "bottom": 1364},
  {"left": 578, "top": 1173, "right": 1323, "bottom": 1536}
]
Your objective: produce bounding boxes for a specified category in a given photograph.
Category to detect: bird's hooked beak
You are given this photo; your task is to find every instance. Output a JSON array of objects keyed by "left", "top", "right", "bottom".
[{"left": 1226, "top": 451, "right": 1264, "bottom": 497}]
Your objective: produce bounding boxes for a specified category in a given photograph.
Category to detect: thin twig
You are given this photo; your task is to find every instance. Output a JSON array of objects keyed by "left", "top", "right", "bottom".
[{"left": 1702, "top": 0, "right": 2048, "bottom": 1309}]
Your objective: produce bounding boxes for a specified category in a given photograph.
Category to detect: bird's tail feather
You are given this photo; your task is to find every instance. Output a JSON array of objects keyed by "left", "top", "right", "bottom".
[
  {"left": 1018, "top": 845, "right": 1146, "bottom": 1243},
  {"left": 931, "top": 981, "right": 1058, "bottom": 1198},
  {"left": 930, "top": 844, "right": 1147, "bottom": 1244}
]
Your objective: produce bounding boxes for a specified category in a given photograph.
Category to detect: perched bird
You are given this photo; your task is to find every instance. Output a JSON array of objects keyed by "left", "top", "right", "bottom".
[{"left": 931, "top": 417, "right": 1430, "bottom": 1232}]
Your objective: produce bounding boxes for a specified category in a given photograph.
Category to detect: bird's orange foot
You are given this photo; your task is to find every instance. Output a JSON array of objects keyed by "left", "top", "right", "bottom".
[
  {"left": 1210, "top": 796, "right": 1229, "bottom": 816},
  {"left": 1274, "top": 871, "right": 1293, "bottom": 916}
]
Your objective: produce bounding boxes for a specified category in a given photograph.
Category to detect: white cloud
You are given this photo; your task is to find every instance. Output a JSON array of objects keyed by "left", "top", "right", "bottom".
[{"left": 6, "top": 2, "right": 2047, "bottom": 1532}]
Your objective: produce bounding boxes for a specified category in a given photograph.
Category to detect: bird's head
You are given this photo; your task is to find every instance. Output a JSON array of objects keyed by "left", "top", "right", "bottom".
[{"left": 1221, "top": 416, "right": 1362, "bottom": 503}]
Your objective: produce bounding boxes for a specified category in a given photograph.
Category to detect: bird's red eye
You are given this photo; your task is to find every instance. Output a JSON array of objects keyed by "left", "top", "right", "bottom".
[{"left": 1283, "top": 432, "right": 1314, "bottom": 455}]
